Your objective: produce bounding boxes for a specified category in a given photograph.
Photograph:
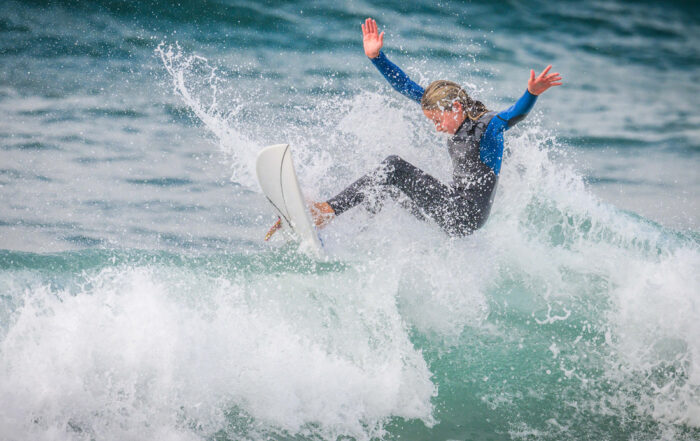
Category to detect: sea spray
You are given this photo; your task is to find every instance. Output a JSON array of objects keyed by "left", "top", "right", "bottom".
[{"left": 156, "top": 43, "right": 260, "bottom": 189}]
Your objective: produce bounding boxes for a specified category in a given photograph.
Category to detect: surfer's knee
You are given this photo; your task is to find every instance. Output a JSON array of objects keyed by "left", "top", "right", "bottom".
[
  {"left": 380, "top": 155, "right": 409, "bottom": 178},
  {"left": 382, "top": 155, "right": 404, "bottom": 167}
]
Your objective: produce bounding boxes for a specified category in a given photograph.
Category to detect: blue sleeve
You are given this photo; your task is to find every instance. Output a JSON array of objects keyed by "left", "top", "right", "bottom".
[
  {"left": 495, "top": 89, "right": 538, "bottom": 129},
  {"left": 370, "top": 51, "right": 424, "bottom": 104},
  {"left": 479, "top": 90, "right": 538, "bottom": 175}
]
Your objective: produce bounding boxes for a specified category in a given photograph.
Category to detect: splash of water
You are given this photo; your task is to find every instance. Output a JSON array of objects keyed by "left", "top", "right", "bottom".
[
  {"left": 156, "top": 43, "right": 260, "bottom": 188},
  {"left": 0, "top": 259, "right": 437, "bottom": 441}
]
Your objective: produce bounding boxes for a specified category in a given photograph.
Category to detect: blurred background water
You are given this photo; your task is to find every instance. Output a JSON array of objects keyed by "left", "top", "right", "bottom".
[{"left": 1, "top": 1, "right": 699, "bottom": 440}]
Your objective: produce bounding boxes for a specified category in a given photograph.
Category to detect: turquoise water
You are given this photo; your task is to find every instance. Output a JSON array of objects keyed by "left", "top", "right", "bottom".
[{"left": 1, "top": 1, "right": 699, "bottom": 440}]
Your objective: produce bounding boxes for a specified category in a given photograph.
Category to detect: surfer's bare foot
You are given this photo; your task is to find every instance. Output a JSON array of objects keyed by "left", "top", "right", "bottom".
[{"left": 310, "top": 201, "right": 335, "bottom": 228}]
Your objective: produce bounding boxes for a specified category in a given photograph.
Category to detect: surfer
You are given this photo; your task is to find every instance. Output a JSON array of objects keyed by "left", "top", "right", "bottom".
[{"left": 310, "top": 18, "right": 562, "bottom": 236}]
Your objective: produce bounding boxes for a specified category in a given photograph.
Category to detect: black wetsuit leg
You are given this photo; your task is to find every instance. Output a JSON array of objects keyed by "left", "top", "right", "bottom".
[{"left": 326, "top": 155, "right": 478, "bottom": 235}]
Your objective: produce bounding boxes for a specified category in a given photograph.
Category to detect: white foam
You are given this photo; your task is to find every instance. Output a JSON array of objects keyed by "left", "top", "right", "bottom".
[{"left": 0, "top": 263, "right": 436, "bottom": 441}]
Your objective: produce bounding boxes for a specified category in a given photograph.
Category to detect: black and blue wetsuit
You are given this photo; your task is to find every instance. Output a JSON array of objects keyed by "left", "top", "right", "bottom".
[{"left": 327, "top": 51, "right": 538, "bottom": 235}]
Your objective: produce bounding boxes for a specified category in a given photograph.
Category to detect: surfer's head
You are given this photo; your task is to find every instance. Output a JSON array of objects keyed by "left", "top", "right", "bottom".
[{"left": 421, "top": 80, "right": 489, "bottom": 134}]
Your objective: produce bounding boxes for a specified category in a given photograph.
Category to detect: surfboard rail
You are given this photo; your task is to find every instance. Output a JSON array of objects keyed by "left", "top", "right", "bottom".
[{"left": 255, "top": 144, "right": 324, "bottom": 256}]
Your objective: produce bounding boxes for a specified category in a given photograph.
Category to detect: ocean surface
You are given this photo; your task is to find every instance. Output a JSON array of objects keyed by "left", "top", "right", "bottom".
[{"left": 1, "top": 1, "right": 699, "bottom": 440}]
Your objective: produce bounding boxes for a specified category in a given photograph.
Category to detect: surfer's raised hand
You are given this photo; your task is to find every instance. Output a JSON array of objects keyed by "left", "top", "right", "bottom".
[
  {"left": 361, "top": 18, "right": 384, "bottom": 59},
  {"left": 527, "top": 65, "right": 563, "bottom": 95}
]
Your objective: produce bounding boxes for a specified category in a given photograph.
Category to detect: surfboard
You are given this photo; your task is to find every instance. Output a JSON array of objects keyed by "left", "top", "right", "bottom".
[{"left": 255, "top": 144, "right": 324, "bottom": 256}]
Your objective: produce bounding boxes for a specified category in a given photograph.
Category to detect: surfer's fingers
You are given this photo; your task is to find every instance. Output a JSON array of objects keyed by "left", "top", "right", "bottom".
[
  {"left": 361, "top": 23, "right": 366, "bottom": 36},
  {"left": 379, "top": 31, "right": 384, "bottom": 44},
  {"left": 538, "top": 65, "right": 552, "bottom": 79},
  {"left": 530, "top": 69, "right": 535, "bottom": 82}
]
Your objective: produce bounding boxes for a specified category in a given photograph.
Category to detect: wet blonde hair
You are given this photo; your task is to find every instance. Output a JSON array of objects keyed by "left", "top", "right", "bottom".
[{"left": 421, "top": 80, "right": 489, "bottom": 121}]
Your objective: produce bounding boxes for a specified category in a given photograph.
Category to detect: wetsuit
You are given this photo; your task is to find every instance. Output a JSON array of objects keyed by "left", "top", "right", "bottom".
[{"left": 327, "top": 51, "right": 538, "bottom": 235}]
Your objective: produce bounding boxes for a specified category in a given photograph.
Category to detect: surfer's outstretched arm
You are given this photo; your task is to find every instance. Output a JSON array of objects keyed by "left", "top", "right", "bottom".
[
  {"left": 480, "top": 65, "right": 563, "bottom": 174},
  {"left": 493, "top": 90, "right": 538, "bottom": 130},
  {"left": 362, "top": 18, "right": 424, "bottom": 104},
  {"left": 492, "top": 65, "right": 563, "bottom": 130}
]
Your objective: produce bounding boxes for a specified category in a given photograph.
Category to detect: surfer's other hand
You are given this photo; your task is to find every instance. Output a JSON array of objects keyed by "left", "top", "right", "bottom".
[
  {"left": 361, "top": 17, "right": 384, "bottom": 59},
  {"left": 527, "top": 65, "right": 563, "bottom": 95},
  {"left": 310, "top": 201, "right": 335, "bottom": 228}
]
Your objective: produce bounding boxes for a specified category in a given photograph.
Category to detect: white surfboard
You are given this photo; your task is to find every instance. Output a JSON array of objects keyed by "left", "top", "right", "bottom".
[{"left": 256, "top": 144, "right": 324, "bottom": 256}]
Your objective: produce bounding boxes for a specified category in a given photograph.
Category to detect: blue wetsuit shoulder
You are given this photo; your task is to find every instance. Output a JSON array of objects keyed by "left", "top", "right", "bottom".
[
  {"left": 480, "top": 90, "right": 537, "bottom": 175},
  {"left": 370, "top": 51, "right": 424, "bottom": 104}
]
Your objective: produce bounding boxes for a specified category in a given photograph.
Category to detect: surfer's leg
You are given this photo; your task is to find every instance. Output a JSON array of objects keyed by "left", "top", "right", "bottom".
[
  {"left": 379, "top": 156, "right": 476, "bottom": 235},
  {"left": 326, "top": 173, "right": 378, "bottom": 216},
  {"left": 327, "top": 155, "right": 416, "bottom": 216},
  {"left": 327, "top": 155, "right": 475, "bottom": 234}
]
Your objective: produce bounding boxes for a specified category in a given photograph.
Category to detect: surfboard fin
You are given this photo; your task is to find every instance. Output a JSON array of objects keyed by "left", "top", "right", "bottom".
[{"left": 264, "top": 217, "right": 283, "bottom": 241}]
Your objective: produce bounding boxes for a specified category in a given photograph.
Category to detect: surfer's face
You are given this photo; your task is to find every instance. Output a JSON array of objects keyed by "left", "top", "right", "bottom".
[{"left": 423, "top": 107, "right": 466, "bottom": 134}]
